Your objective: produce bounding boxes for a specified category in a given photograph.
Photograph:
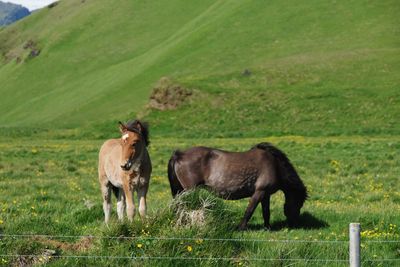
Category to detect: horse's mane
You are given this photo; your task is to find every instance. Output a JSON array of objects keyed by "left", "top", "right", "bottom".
[
  {"left": 126, "top": 120, "right": 150, "bottom": 147},
  {"left": 254, "top": 142, "right": 308, "bottom": 203}
]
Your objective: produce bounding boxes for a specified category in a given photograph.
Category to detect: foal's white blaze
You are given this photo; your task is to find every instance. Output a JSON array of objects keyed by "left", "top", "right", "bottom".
[{"left": 122, "top": 133, "right": 129, "bottom": 140}]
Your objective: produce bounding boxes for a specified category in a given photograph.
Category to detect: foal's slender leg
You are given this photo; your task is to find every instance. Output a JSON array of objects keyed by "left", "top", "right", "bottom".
[
  {"left": 123, "top": 183, "right": 136, "bottom": 222},
  {"left": 238, "top": 190, "right": 265, "bottom": 230},
  {"left": 116, "top": 188, "right": 126, "bottom": 221},
  {"left": 261, "top": 194, "right": 271, "bottom": 230},
  {"left": 137, "top": 185, "right": 148, "bottom": 220},
  {"left": 100, "top": 183, "right": 112, "bottom": 224}
]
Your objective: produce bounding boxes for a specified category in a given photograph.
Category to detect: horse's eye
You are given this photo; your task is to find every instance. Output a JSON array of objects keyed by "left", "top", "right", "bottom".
[{"left": 132, "top": 143, "right": 137, "bottom": 148}]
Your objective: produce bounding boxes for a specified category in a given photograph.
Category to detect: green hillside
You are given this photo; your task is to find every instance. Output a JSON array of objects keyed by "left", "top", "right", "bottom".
[{"left": 0, "top": 0, "right": 399, "bottom": 136}]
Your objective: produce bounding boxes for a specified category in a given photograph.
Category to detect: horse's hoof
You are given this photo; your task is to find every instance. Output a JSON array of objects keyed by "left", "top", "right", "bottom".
[{"left": 264, "top": 225, "right": 271, "bottom": 231}]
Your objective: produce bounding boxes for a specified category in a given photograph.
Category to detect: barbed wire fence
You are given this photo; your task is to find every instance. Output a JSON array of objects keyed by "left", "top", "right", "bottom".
[{"left": 0, "top": 224, "right": 399, "bottom": 265}]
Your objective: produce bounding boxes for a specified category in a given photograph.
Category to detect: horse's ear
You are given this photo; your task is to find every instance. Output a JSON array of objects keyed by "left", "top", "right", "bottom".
[
  {"left": 119, "top": 121, "right": 127, "bottom": 133},
  {"left": 135, "top": 121, "right": 142, "bottom": 133}
]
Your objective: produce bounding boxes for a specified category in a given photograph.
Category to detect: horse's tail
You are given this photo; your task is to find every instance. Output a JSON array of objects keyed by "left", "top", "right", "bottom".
[
  {"left": 167, "top": 150, "right": 184, "bottom": 197},
  {"left": 254, "top": 142, "right": 308, "bottom": 207}
]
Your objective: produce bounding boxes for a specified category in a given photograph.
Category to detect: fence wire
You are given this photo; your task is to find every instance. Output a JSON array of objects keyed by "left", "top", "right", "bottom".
[
  {"left": 0, "top": 254, "right": 399, "bottom": 262},
  {"left": 0, "top": 233, "right": 398, "bottom": 243},
  {"left": 0, "top": 254, "right": 349, "bottom": 262},
  {"left": 1, "top": 233, "right": 399, "bottom": 263}
]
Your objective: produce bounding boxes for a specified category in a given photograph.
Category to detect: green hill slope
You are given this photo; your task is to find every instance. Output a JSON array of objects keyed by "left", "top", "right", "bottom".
[{"left": 0, "top": 0, "right": 398, "bottom": 136}]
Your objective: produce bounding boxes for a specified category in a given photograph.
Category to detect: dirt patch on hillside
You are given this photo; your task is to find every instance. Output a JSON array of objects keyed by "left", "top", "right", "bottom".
[
  {"left": 48, "top": 2, "right": 59, "bottom": 8},
  {"left": 2, "top": 39, "right": 40, "bottom": 63},
  {"left": 23, "top": 39, "right": 41, "bottom": 59},
  {"left": 148, "top": 77, "right": 196, "bottom": 110}
]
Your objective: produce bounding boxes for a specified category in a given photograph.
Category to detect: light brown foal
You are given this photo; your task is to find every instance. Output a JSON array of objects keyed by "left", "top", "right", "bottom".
[{"left": 98, "top": 120, "right": 152, "bottom": 223}]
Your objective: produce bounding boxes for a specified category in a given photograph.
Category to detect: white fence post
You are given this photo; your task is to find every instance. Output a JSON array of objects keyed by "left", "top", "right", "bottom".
[{"left": 349, "top": 223, "right": 361, "bottom": 267}]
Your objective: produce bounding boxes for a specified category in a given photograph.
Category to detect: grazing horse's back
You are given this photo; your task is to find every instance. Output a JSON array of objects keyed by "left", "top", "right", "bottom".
[{"left": 168, "top": 142, "right": 307, "bottom": 229}]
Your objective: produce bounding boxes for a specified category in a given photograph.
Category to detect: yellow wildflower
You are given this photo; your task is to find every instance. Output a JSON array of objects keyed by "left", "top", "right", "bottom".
[
  {"left": 137, "top": 243, "right": 143, "bottom": 248},
  {"left": 187, "top": 245, "right": 193, "bottom": 252}
]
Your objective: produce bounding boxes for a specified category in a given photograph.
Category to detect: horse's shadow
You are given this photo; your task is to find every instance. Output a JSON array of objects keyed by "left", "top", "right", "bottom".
[{"left": 246, "top": 212, "right": 329, "bottom": 231}]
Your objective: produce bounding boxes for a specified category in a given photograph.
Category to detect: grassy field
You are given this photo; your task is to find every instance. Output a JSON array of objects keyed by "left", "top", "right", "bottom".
[
  {"left": 0, "top": 0, "right": 399, "bottom": 266},
  {"left": 0, "top": 136, "right": 399, "bottom": 266}
]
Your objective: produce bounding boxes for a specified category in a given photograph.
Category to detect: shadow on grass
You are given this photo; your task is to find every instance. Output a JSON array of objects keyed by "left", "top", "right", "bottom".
[{"left": 246, "top": 212, "right": 329, "bottom": 231}]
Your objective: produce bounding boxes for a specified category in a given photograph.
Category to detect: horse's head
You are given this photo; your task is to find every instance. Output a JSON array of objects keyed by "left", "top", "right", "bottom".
[{"left": 118, "top": 120, "right": 149, "bottom": 171}]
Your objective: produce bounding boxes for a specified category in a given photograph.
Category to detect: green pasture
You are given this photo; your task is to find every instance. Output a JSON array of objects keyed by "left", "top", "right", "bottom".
[{"left": 0, "top": 136, "right": 399, "bottom": 266}]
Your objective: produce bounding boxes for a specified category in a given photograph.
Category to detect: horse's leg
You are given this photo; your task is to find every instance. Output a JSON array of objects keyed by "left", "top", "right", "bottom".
[
  {"left": 238, "top": 190, "right": 265, "bottom": 230},
  {"left": 116, "top": 188, "right": 126, "bottom": 221},
  {"left": 261, "top": 193, "right": 271, "bottom": 230},
  {"left": 137, "top": 185, "right": 148, "bottom": 220},
  {"left": 100, "top": 182, "right": 112, "bottom": 224},
  {"left": 123, "top": 183, "right": 135, "bottom": 222}
]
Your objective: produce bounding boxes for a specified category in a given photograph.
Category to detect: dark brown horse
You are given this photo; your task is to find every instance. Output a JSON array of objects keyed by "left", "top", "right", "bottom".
[{"left": 167, "top": 142, "right": 307, "bottom": 230}]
